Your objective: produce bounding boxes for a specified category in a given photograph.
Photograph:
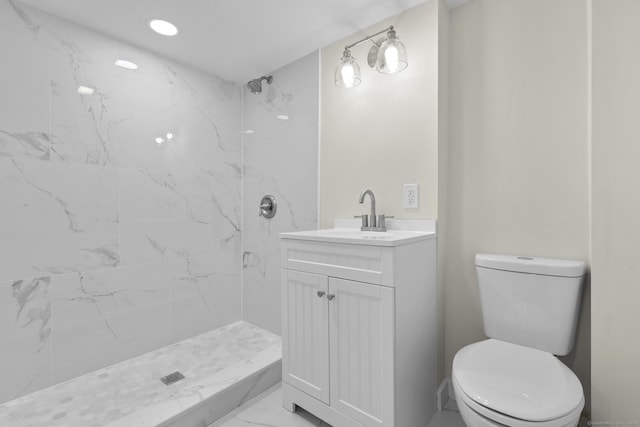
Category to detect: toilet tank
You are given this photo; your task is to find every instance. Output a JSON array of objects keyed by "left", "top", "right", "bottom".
[{"left": 475, "top": 253, "right": 587, "bottom": 356}]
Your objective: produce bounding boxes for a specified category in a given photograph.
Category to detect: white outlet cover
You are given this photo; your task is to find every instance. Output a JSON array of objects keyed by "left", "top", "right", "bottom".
[{"left": 404, "top": 183, "right": 419, "bottom": 208}]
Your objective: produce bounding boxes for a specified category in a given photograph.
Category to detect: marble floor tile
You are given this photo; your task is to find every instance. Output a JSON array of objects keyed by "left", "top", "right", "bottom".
[
  {"left": 428, "top": 400, "right": 466, "bottom": 427},
  {"left": 210, "top": 385, "right": 330, "bottom": 427},
  {"left": 211, "top": 385, "right": 466, "bottom": 427}
]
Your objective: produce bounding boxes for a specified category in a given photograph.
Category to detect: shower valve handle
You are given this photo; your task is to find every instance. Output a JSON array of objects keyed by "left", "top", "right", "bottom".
[{"left": 258, "top": 195, "right": 277, "bottom": 218}]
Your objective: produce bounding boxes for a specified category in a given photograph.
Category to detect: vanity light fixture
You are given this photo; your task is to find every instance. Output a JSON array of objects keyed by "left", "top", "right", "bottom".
[
  {"left": 276, "top": 114, "right": 290, "bottom": 121},
  {"left": 115, "top": 59, "right": 138, "bottom": 70},
  {"left": 335, "top": 25, "right": 408, "bottom": 88},
  {"left": 149, "top": 19, "right": 179, "bottom": 36}
]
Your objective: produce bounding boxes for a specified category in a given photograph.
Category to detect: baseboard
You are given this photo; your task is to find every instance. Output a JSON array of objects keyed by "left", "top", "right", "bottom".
[
  {"left": 436, "top": 378, "right": 451, "bottom": 411},
  {"left": 448, "top": 378, "right": 456, "bottom": 402}
]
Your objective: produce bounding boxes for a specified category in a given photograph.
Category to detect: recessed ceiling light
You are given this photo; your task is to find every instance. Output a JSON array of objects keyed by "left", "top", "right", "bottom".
[
  {"left": 166, "top": 132, "right": 174, "bottom": 140},
  {"left": 155, "top": 137, "right": 165, "bottom": 145},
  {"left": 77, "top": 85, "right": 95, "bottom": 95},
  {"left": 244, "top": 130, "right": 255, "bottom": 134},
  {"left": 277, "top": 115, "right": 290, "bottom": 120},
  {"left": 149, "top": 19, "right": 179, "bottom": 36},
  {"left": 115, "top": 59, "right": 138, "bottom": 70}
]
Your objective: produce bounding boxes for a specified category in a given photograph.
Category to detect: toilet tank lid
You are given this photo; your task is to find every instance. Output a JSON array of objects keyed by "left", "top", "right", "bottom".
[{"left": 475, "top": 253, "right": 587, "bottom": 277}]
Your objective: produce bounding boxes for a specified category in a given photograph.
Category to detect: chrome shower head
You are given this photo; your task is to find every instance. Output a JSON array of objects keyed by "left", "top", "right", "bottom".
[{"left": 247, "top": 75, "right": 273, "bottom": 94}]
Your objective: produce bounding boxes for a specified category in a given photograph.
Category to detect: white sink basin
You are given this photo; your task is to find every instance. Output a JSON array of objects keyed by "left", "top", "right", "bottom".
[{"left": 280, "top": 227, "right": 435, "bottom": 247}]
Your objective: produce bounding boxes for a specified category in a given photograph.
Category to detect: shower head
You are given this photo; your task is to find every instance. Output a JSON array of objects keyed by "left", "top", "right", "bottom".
[{"left": 247, "top": 75, "right": 273, "bottom": 94}]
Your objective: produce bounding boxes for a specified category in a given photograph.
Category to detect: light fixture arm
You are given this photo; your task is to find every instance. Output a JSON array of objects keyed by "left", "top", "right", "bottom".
[{"left": 344, "top": 25, "right": 394, "bottom": 50}]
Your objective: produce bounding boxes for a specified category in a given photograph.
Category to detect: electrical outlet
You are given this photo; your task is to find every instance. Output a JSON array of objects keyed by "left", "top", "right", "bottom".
[{"left": 403, "top": 183, "right": 419, "bottom": 208}]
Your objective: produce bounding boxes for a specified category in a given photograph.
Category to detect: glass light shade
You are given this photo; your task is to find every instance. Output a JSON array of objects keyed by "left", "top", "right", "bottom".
[
  {"left": 376, "top": 31, "right": 408, "bottom": 74},
  {"left": 335, "top": 50, "right": 361, "bottom": 88}
]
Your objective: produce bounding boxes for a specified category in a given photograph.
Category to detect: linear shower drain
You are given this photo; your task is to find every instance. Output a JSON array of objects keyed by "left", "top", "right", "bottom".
[{"left": 160, "top": 371, "right": 185, "bottom": 385}]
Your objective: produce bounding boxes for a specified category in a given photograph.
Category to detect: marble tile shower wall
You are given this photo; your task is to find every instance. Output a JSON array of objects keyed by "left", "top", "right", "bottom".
[
  {"left": 242, "top": 52, "right": 319, "bottom": 334},
  {"left": 0, "top": 2, "right": 242, "bottom": 403}
]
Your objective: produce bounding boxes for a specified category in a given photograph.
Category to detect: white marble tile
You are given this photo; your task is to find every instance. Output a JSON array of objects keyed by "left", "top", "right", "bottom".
[
  {"left": 0, "top": 0, "right": 242, "bottom": 176},
  {"left": 50, "top": 41, "right": 172, "bottom": 169},
  {"left": 0, "top": 0, "right": 248, "bottom": 407},
  {"left": 0, "top": 36, "right": 50, "bottom": 161},
  {"left": 0, "top": 1, "right": 44, "bottom": 39},
  {"left": 208, "top": 171, "right": 242, "bottom": 246},
  {"left": 168, "top": 361, "right": 282, "bottom": 427},
  {"left": 159, "top": 61, "right": 242, "bottom": 176},
  {"left": 50, "top": 263, "right": 172, "bottom": 384},
  {"left": 426, "top": 405, "right": 466, "bottom": 427},
  {"left": 210, "top": 385, "right": 331, "bottom": 427},
  {"left": 0, "top": 158, "right": 119, "bottom": 281},
  {"left": 0, "top": 276, "right": 51, "bottom": 404},
  {"left": 212, "top": 385, "right": 465, "bottom": 427},
  {"left": 47, "top": 27, "right": 201, "bottom": 171},
  {"left": 242, "top": 173, "right": 318, "bottom": 333},
  {"left": 119, "top": 168, "right": 214, "bottom": 224},
  {"left": 0, "top": 321, "right": 281, "bottom": 427},
  {"left": 164, "top": 92, "right": 242, "bottom": 177},
  {"left": 110, "top": 344, "right": 281, "bottom": 427},
  {"left": 170, "top": 254, "right": 241, "bottom": 342},
  {"left": 48, "top": 23, "right": 242, "bottom": 175},
  {"left": 241, "top": 52, "right": 319, "bottom": 334},
  {"left": 243, "top": 68, "right": 319, "bottom": 180},
  {"left": 119, "top": 220, "right": 215, "bottom": 266}
]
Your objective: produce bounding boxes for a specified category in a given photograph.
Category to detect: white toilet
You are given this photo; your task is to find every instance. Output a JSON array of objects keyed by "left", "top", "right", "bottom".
[{"left": 452, "top": 253, "right": 587, "bottom": 427}]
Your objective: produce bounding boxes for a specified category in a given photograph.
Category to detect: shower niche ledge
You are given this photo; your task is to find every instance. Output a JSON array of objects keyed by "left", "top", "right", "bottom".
[{"left": 280, "top": 219, "right": 438, "bottom": 427}]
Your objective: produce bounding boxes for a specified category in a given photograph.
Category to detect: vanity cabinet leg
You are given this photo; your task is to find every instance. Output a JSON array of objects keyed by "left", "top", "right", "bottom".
[{"left": 282, "top": 383, "right": 296, "bottom": 412}]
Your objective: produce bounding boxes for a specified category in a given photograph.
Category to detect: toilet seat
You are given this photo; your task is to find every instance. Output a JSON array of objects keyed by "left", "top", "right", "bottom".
[{"left": 452, "top": 339, "right": 584, "bottom": 426}]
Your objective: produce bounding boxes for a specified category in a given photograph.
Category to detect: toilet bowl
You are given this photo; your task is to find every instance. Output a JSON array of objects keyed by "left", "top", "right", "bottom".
[
  {"left": 452, "top": 254, "right": 587, "bottom": 427},
  {"left": 452, "top": 339, "right": 583, "bottom": 427}
]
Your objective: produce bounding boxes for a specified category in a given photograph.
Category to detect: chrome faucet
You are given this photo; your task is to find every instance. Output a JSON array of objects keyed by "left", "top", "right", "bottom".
[
  {"left": 357, "top": 189, "right": 393, "bottom": 232},
  {"left": 359, "top": 189, "right": 377, "bottom": 229}
]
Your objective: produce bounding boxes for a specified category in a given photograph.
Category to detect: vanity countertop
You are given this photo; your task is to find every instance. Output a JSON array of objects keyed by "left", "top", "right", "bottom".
[{"left": 280, "top": 219, "right": 436, "bottom": 247}]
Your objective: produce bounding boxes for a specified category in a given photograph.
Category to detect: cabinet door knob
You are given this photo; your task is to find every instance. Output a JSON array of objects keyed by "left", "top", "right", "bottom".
[
  {"left": 327, "top": 294, "right": 335, "bottom": 301},
  {"left": 317, "top": 290, "right": 326, "bottom": 298}
]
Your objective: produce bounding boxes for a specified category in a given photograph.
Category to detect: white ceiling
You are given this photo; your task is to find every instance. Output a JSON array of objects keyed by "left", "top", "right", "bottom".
[{"left": 19, "top": 0, "right": 440, "bottom": 83}]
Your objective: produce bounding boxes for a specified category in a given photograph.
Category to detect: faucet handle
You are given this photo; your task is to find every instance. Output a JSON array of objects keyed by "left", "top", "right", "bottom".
[
  {"left": 354, "top": 214, "right": 369, "bottom": 229},
  {"left": 377, "top": 214, "right": 394, "bottom": 230}
]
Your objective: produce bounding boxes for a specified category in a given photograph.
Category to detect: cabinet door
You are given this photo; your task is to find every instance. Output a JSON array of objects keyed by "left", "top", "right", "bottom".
[
  {"left": 282, "top": 269, "right": 330, "bottom": 404},
  {"left": 329, "top": 278, "right": 395, "bottom": 427}
]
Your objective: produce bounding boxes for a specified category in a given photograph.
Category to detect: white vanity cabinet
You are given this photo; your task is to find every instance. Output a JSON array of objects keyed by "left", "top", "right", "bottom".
[{"left": 280, "top": 222, "right": 437, "bottom": 427}]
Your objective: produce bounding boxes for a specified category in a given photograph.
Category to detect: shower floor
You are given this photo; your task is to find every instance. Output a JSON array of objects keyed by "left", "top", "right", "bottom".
[{"left": 0, "top": 321, "right": 282, "bottom": 427}]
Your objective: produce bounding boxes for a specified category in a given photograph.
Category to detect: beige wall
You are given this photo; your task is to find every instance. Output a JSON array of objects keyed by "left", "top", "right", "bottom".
[
  {"left": 319, "top": 1, "right": 440, "bottom": 228},
  {"left": 591, "top": 0, "right": 640, "bottom": 420},
  {"left": 319, "top": 0, "right": 449, "bottom": 382},
  {"left": 446, "top": 0, "right": 591, "bottom": 412},
  {"left": 320, "top": 0, "right": 640, "bottom": 419}
]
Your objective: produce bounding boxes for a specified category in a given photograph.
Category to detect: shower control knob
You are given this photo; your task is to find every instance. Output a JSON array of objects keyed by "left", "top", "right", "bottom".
[
  {"left": 327, "top": 294, "right": 336, "bottom": 301},
  {"left": 258, "top": 195, "right": 277, "bottom": 218},
  {"left": 317, "top": 291, "right": 326, "bottom": 298}
]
